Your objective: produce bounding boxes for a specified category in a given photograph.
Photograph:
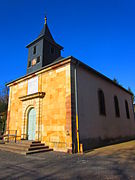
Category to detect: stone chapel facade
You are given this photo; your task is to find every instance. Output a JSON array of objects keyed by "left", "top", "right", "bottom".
[{"left": 6, "top": 18, "right": 135, "bottom": 153}]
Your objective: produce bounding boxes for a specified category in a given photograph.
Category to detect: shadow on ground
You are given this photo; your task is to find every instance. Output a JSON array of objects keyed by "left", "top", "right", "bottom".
[{"left": 0, "top": 140, "right": 135, "bottom": 179}]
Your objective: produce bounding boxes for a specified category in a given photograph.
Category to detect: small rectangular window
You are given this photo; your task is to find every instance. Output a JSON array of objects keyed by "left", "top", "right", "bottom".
[
  {"left": 50, "top": 46, "right": 55, "bottom": 54},
  {"left": 125, "top": 100, "right": 130, "bottom": 119},
  {"left": 37, "top": 56, "right": 40, "bottom": 63},
  {"left": 28, "top": 61, "right": 31, "bottom": 67},
  {"left": 114, "top": 96, "right": 120, "bottom": 117},
  {"left": 33, "top": 46, "right": 36, "bottom": 54},
  {"left": 98, "top": 89, "right": 106, "bottom": 116}
]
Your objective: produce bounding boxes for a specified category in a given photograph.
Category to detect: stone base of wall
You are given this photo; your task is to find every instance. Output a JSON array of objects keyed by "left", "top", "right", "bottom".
[
  {"left": 80, "top": 136, "right": 135, "bottom": 152},
  {"left": 42, "top": 140, "right": 72, "bottom": 153}
]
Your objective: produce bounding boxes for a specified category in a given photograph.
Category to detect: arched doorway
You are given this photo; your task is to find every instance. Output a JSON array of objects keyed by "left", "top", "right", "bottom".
[{"left": 27, "top": 108, "right": 36, "bottom": 140}]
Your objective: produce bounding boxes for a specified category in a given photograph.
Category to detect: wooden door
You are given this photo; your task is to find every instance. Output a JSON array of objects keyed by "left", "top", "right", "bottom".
[{"left": 28, "top": 108, "right": 36, "bottom": 140}]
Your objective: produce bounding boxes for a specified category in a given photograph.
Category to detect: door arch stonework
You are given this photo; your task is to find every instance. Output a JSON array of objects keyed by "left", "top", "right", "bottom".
[
  {"left": 21, "top": 98, "right": 41, "bottom": 140},
  {"left": 20, "top": 92, "right": 45, "bottom": 141}
]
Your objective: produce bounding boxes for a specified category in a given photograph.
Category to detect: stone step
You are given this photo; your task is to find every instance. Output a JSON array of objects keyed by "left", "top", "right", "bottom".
[
  {"left": 0, "top": 140, "right": 5, "bottom": 144},
  {"left": 6, "top": 142, "right": 45, "bottom": 148},
  {"left": 5, "top": 143, "right": 30, "bottom": 148},
  {"left": 31, "top": 141, "right": 41, "bottom": 144},
  {"left": 30, "top": 143, "right": 45, "bottom": 147},
  {"left": 0, "top": 144, "right": 49, "bottom": 151},
  {"left": 13, "top": 140, "right": 41, "bottom": 145},
  {"left": 0, "top": 141, "right": 53, "bottom": 155},
  {"left": 26, "top": 148, "right": 53, "bottom": 155},
  {"left": 0, "top": 145, "right": 26, "bottom": 155},
  {"left": 28, "top": 146, "right": 49, "bottom": 151},
  {"left": 0, "top": 145, "right": 53, "bottom": 155},
  {"left": 0, "top": 144, "right": 28, "bottom": 151}
]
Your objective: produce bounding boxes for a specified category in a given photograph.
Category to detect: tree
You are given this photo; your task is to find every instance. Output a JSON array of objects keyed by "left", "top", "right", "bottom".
[
  {"left": 113, "top": 78, "right": 119, "bottom": 85},
  {"left": 0, "top": 112, "right": 6, "bottom": 134},
  {"left": 0, "top": 85, "right": 8, "bottom": 133},
  {"left": 128, "top": 87, "right": 135, "bottom": 104}
]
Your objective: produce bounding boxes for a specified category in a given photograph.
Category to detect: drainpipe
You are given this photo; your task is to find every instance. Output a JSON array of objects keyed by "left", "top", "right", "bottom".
[{"left": 74, "top": 61, "right": 80, "bottom": 153}]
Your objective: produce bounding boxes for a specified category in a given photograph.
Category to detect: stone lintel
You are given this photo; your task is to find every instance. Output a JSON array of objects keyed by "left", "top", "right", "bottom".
[{"left": 19, "top": 92, "right": 45, "bottom": 101}]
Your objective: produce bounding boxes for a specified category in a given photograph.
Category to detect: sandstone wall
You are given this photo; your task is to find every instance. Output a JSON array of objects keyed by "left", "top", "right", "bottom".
[{"left": 7, "top": 61, "right": 72, "bottom": 152}]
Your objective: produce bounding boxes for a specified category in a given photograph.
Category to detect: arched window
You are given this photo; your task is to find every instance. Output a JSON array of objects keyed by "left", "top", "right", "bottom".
[
  {"left": 98, "top": 89, "right": 106, "bottom": 115},
  {"left": 114, "top": 96, "right": 120, "bottom": 117},
  {"left": 125, "top": 100, "right": 130, "bottom": 119}
]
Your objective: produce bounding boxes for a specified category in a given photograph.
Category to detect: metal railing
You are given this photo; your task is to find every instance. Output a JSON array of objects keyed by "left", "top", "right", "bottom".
[
  {"left": 0, "top": 131, "right": 4, "bottom": 140},
  {"left": 4, "top": 130, "right": 17, "bottom": 143}
]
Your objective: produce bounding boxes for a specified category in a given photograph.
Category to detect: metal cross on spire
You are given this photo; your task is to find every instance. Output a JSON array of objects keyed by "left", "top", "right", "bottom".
[{"left": 44, "top": 16, "right": 47, "bottom": 25}]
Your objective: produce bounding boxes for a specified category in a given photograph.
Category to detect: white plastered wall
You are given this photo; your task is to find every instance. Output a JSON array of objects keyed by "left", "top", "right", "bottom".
[{"left": 77, "top": 65, "right": 135, "bottom": 141}]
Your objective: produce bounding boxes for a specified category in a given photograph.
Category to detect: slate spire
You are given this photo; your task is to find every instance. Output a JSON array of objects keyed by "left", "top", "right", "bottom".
[
  {"left": 26, "top": 16, "right": 63, "bottom": 74},
  {"left": 38, "top": 16, "right": 54, "bottom": 42}
]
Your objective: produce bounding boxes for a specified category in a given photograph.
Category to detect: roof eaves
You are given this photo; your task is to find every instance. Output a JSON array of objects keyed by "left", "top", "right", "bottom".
[
  {"left": 6, "top": 56, "right": 72, "bottom": 86},
  {"left": 76, "top": 59, "right": 132, "bottom": 95},
  {"left": 6, "top": 55, "right": 131, "bottom": 96},
  {"left": 26, "top": 35, "right": 63, "bottom": 50}
]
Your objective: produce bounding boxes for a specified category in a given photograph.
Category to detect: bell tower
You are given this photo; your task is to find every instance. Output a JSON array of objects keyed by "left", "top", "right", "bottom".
[{"left": 26, "top": 17, "right": 63, "bottom": 74}]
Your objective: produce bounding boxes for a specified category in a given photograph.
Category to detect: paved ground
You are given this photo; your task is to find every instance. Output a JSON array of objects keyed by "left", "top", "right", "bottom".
[{"left": 0, "top": 140, "right": 135, "bottom": 180}]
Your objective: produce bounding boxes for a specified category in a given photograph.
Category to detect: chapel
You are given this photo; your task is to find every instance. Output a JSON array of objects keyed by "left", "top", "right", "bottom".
[{"left": 5, "top": 18, "right": 135, "bottom": 153}]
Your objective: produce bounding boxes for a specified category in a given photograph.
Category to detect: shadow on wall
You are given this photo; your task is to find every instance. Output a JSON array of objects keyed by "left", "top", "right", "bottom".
[{"left": 81, "top": 136, "right": 135, "bottom": 152}]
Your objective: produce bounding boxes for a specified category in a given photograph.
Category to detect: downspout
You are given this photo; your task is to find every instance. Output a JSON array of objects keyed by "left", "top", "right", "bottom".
[{"left": 74, "top": 61, "right": 80, "bottom": 153}]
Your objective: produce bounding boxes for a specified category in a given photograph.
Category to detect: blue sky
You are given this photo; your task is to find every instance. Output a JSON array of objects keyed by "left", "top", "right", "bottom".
[{"left": 0, "top": 0, "right": 135, "bottom": 93}]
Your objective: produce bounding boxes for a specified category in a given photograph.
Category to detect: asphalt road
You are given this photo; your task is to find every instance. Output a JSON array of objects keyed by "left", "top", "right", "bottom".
[{"left": 0, "top": 140, "right": 135, "bottom": 180}]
